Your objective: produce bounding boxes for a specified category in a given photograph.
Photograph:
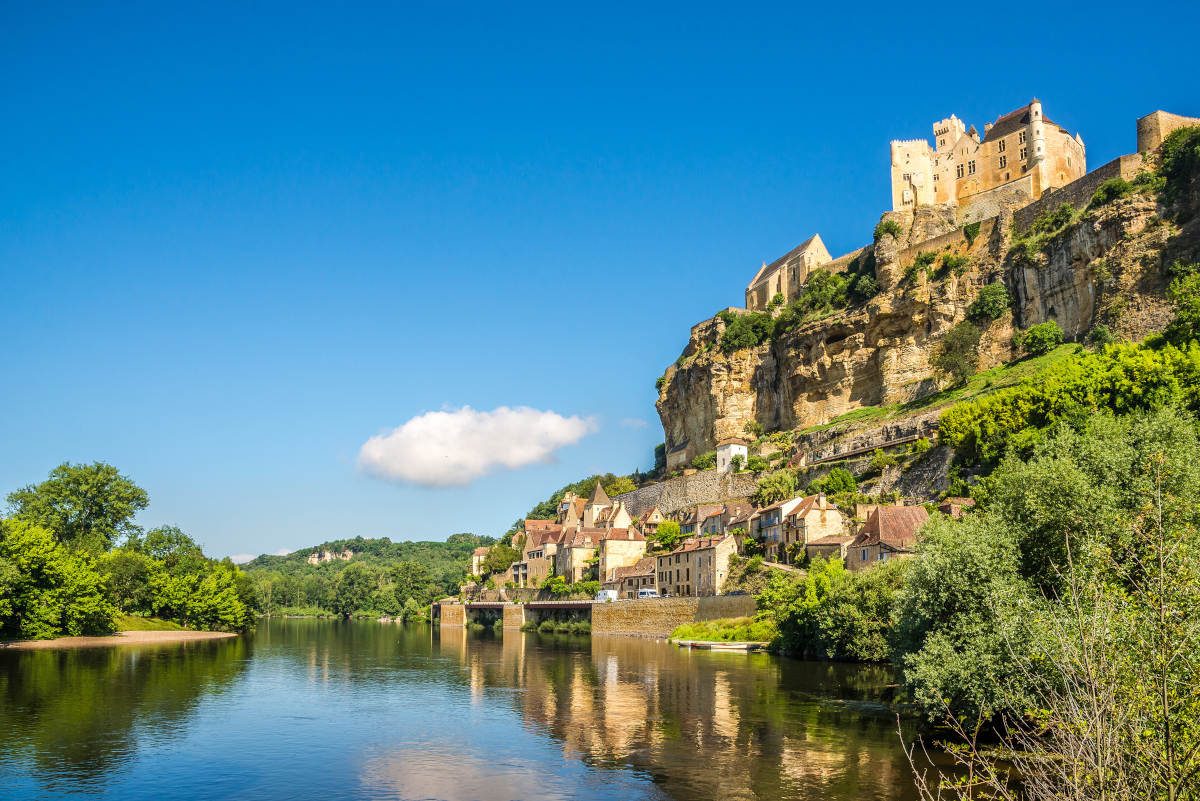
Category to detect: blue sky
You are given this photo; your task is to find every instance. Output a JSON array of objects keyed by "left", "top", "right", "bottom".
[{"left": 2, "top": 1, "right": 1196, "bottom": 560}]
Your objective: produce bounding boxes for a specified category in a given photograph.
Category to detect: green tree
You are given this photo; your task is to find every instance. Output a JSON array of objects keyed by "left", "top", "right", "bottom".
[
  {"left": 480, "top": 544, "right": 520, "bottom": 577},
  {"left": 330, "top": 562, "right": 375, "bottom": 617},
  {"left": 1016, "top": 320, "right": 1064, "bottom": 356},
  {"left": 604, "top": 476, "right": 637, "bottom": 496},
  {"left": 751, "top": 471, "right": 797, "bottom": 506},
  {"left": 0, "top": 519, "right": 117, "bottom": 639},
  {"left": 966, "top": 282, "right": 1011, "bottom": 322},
  {"left": 691, "top": 451, "right": 717, "bottom": 470},
  {"left": 651, "top": 520, "right": 682, "bottom": 551},
  {"left": 392, "top": 560, "right": 432, "bottom": 607},
  {"left": 97, "top": 548, "right": 156, "bottom": 614},
  {"left": 140, "top": 525, "right": 206, "bottom": 574},
  {"left": 1164, "top": 264, "right": 1200, "bottom": 346},
  {"left": 809, "top": 467, "right": 856, "bottom": 495},
  {"left": 932, "top": 321, "right": 981, "bottom": 385},
  {"left": 6, "top": 462, "right": 149, "bottom": 554}
]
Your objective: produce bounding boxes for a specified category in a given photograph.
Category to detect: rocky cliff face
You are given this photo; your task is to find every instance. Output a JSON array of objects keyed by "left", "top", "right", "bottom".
[{"left": 657, "top": 184, "right": 1199, "bottom": 462}]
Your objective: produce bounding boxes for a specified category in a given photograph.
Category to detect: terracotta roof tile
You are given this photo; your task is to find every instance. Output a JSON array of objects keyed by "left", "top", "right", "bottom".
[{"left": 854, "top": 506, "right": 929, "bottom": 549}]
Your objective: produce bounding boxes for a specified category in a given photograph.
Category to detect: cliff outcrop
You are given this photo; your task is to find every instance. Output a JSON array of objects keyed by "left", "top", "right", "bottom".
[{"left": 657, "top": 151, "right": 1200, "bottom": 462}]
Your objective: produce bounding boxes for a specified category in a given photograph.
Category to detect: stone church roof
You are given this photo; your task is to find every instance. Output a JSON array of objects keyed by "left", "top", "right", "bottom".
[
  {"left": 748, "top": 233, "right": 827, "bottom": 288},
  {"left": 587, "top": 481, "right": 610, "bottom": 507}
]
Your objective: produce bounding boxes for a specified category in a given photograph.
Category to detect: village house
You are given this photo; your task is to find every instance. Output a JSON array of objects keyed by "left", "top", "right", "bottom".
[
  {"left": 715, "top": 437, "right": 749, "bottom": 474},
  {"left": 725, "top": 504, "right": 757, "bottom": 538},
  {"left": 751, "top": 497, "right": 807, "bottom": 561},
  {"left": 606, "top": 557, "right": 656, "bottom": 599},
  {"left": 780, "top": 494, "right": 843, "bottom": 565},
  {"left": 469, "top": 546, "right": 491, "bottom": 577},
  {"left": 680, "top": 504, "right": 724, "bottom": 536},
  {"left": 846, "top": 506, "right": 930, "bottom": 571},
  {"left": 656, "top": 534, "right": 738, "bottom": 597},
  {"left": 640, "top": 507, "right": 665, "bottom": 537},
  {"left": 555, "top": 529, "right": 601, "bottom": 583},
  {"left": 804, "top": 533, "right": 855, "bottom": 563},
  {"left": 597, "top": 527, "right": 647, "bottom": 584},
  {"left": 514, "top": 519, "right": 565, "bottom": 588},
  {"left": 938, "top": 496, "right": 975, "bottom": 519}
]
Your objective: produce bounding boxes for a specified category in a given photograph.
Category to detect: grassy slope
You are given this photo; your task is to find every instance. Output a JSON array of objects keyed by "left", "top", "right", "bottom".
[
  {"left": 669, "top": 617, "right": 777, "bottom": 642},
  {"left": 116, "top": 614, "right": 184, "bottom": 632}
]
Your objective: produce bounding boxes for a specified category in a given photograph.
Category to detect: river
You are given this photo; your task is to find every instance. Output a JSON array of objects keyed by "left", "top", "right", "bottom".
[{"left": 0, "top": 619, "right": 932, "bottom": 800}]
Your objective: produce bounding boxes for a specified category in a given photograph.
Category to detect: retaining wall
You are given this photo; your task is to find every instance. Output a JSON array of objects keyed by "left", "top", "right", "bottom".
[
  {"left": 440, "top": 603, "right": 465, "bottom": 627},
  {"left": 591, "top": 595, "right": 756, "bottom": 637},
  {"left": 502, "top": 603, "right": 526, "bottom": 630},
  {"left": 615, "top": 471, "right": 759, "bottom": 519},
  {"left": 1013, "top": 154, "right": 1144, "bottom": 232}
]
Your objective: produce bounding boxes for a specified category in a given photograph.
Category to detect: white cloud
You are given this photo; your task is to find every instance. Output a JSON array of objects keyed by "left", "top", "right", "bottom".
[
  {"left": 273, "top": 548, "right": 292, "bottom": 556},
  {"left": 358, "top": 405, "right": 597, "bottom": 488},
  {"left": 229, "top": 553, "right": 255, "bottom": 564},
  {"left": 620, "top": 417, "right": 649, "bottom": 429}
]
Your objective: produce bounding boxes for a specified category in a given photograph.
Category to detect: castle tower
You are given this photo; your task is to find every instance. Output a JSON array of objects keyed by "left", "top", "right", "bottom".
[{"left": 1029, "top": 98, "right": 1046, "bottom": 166}]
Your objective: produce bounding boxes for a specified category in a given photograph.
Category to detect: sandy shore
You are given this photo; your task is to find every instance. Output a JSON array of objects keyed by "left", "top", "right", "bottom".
[{"left": 1, "top": 630, "right": 238, "bottom": 650}]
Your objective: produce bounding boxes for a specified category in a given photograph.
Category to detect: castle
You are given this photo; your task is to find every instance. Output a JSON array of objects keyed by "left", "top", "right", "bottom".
[{"left": 743, "top": 102, "right": 1199, "bottom": 313}]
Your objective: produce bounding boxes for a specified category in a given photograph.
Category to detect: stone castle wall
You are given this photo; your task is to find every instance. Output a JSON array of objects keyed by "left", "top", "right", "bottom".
[
  {"left": 615, "top": 470, "right": 759, "bottom": 519},
  {"left": 1013, "top": 154, "right": 1144, "bottom": 232},
  {"left": 958, "top": 175, "right": 1034, "bottom": 224},
  {"left": 591, "top": 595, "right": 756, "bottom": 637},
  {"left": 897, "top": 218, "right": 995, "bottom": 266},
  {"left": 1137, "top": 111, "right": 1200, "bottom": 153}
]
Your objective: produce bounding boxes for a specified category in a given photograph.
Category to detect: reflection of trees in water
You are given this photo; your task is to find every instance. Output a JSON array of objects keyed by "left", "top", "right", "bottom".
[
  {"left": 0, "top": 637, "right": 248, "bottom": 790},
  {"left": 440, "top": 630, "right": 924, "bottom": 801}
]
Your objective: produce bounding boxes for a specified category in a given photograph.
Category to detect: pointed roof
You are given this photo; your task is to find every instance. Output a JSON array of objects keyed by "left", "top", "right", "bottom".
[{"left": 587, "top": 480, "right": 611, "bottom": 507}]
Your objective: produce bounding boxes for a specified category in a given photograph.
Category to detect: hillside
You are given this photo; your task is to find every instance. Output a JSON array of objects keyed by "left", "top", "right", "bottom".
[{"left": 656, "top": 116, "right": 1200, "bottom": 467}]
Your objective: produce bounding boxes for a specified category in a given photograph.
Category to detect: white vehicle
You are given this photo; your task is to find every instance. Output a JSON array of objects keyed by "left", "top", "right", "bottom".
[
  {"left": 595, "top": 589, "right": 619, "bottom": 602},
  {"left": 637, "top": 588, "right": 661, "bottom": 599}
]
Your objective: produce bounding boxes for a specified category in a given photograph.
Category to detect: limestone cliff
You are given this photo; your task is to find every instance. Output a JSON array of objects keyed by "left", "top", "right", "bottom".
[{"left": 657, "top": 169, "right": 1199, "bottom": 463}]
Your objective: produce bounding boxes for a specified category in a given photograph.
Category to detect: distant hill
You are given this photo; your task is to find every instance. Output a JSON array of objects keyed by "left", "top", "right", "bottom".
[{"left": 241, "top": 533, "right": 494, "bottom": 599}]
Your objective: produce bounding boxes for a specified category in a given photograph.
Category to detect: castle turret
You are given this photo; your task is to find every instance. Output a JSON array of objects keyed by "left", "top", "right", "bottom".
[{"left": 1029, "top": 98, "right": 1046, "bottom": 165}]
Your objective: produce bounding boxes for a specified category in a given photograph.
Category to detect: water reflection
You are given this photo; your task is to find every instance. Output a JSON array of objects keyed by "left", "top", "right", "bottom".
[{"left": 0, "top": 620, "right": 924, "bottom": 801}]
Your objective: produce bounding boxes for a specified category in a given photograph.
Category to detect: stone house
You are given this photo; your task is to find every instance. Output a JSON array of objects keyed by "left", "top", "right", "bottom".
[
  {"left": 640, "top": 507, "right": 665, "bottom": 537},
  {"left": 938, "top": 497, "right": 975, "bottom": 519},
  {"left": 716, "top": 437, "right": 749, "bottom": 474},
  {"left": 515, "top": 520, "right": 565, "bottom": 588},
  {"left": 745, "top": 234, "right": 834, "bottom": 311},
  {"left": 725, "top": 504, "right": 757, "bottom": 538},
  {"left": 699, "top": 507, "right": 726, "bottom": 536},
  {"left": 597, "top": 527, "right": 647, "bottom": 584},
  {"left": 655, "top": 534, "right": 738, "bottom": 597},
  {"left": 680, "top": 504, "right": 725, "bottom": 536},
  {"left": 555, "top": 528, "right": 604, "bottom": 583},
  {"left": 847, "top": 506, "right": 930, "bottom": 572},
  {"left": 890, "top": 99, "right": 1086, "bottom": 222},
  {"left": 609, "top": 557, "right": 656, "bottom": 599},
  {"left": 780, "top": 494, "right": 844, "bottom": 565},
  {"left": 752, "top": 496, "right": 807, "bottom": 561},
  {"left": 469, "top": 546, "right": 491, "bottom": 577},
  {"left": 804, "top": 534, "right": 855, "bottom": 563}
]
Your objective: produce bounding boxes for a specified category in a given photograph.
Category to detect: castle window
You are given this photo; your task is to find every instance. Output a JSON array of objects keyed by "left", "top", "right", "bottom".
[
  {"left": 968, "top": 160, "right": 976, "bottom": 175},
  {"left": 1020, "top": 146, "right": 1028, "bottom": 160},
  {"left": 1067, "top": 157, "right": 1072, "bottom": 167},
  {"left": 998, "top": 140, "right": 1006, "bottom": 152},
  {"left": 999, "top": 155, "right": 1007, "bottom": 168},
  {"left": 902, "top": 173, "right": 911, "bottom": 182},
  {"left": 956, "top": 164, "right": 964, "bottom": 179},
  {"left": 1019, "top": 131, "right": 1027, "bottom": 144},
  {"left": 939, "top": 138, "right": 945, "bottom": 147},
  {"left": 932, "top": 173, "right": 938, "bottom": 182}
]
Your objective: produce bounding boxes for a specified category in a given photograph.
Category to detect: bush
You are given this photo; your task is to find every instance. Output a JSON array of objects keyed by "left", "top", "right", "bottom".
[
  {"left": 751, "top": 471, "right": 797, "bottom": 506},
  {"left": 962, "top": 221, "right": 981, "bottom": 247},
  {"left": 743, "top": 421, "right": 763, "bottom": 437},
  {"left": 874, "top": 219, "right": 903, "bottom": 240},
  {"left": 730, "top": 454, "right": 745, "bottom": 472},
  {"left": 912, "top": 437, "right": 931, "bottom": 454},
  {"left": 655, "top": 375, "right": 667, "bottom": 392},
  {"left": 691, "top": 450, "right": 716, "bottom": 470},
  {"left": 867, "top": 449, "right": 898, "bottom": 473},
  {"left": 1088, "top": 177, "right": 1133, "bottom": 209},
  {"left": 719, "top": 311, "right": 773, "bottom": 353},
  {"left": 1159, "top": 125, "right": 1200, "bottom": 204},
  {"left": 650, "top": 520, "right": 682, "bottom": 551},
  {"left": 809, "top": 467, "right": 856, "bottom": 495},
  {"left": 670, "top": 616, "right": 777, "bottom": 642},
  {"left": 769, "top": 292, "right": 785, "bottom": 309},
  {"left": 1016, "top": 321, "right": 1064, "bottom": 356},
  {"left": 848, "top": 274, "right": 879, "bottom": 303},
  {"left": 932, "top": 321, "right": 982, "bottom": 385},
  {"left": 941, "top": 254, "right": 970, "bottom": 276},
  {"left": 905, "top": 251, "right": 936, "bottom": 283},
  {"left": 1088, "top": 324, "right": 1114, "bottom": 346},
  {"left": 537, "top": 620, "right": 556, "bottom": 633},
  {"left": 746, "top": 455, "right": 769, "bottom": 472},
  {"left": 967, "top": 282, "right": 1011, "bottom": 322}
]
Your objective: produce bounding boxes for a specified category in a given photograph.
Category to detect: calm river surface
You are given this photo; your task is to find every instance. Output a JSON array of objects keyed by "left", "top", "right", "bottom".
[{"left": 0, "top": 619, "right": 929, "bottom": 800}]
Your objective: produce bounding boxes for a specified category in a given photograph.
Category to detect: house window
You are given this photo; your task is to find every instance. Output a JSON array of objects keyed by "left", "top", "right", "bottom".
[
  {"left": 860, "top": 548, "right": 868, "bottom": 561},
  {"left": 967, "top": 160, "right": 975, "bottom": 175},
  {"left": 1019, "top": 131, "right": 1027, "bottom": 144},
  {"left": 1020, "top": 147, "right": 1027, "bottom": 160},
  {"left": 999, "top": 155, "right": 1007, "bottom": 169},
  {"left": 956, "top": 164, "right": 964, "bottom": 179},
  {"left": 878, "top": 552, "right": 886, "bottom": 561},
  {"left": 998, "top": 140, "right": 1006, "bottom": 152}
]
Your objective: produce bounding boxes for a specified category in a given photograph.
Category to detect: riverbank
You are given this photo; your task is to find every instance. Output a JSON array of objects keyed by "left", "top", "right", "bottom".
[{"left": 0, "top": 630, "right": 238, "bottom": 650}]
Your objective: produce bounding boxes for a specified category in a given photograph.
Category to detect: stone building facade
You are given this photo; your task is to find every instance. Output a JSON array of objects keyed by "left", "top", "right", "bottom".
[
  {"left": 890, "top": 99, "right": 1086, "bottom": 222},
  {"left": 655, "top": 534, "right": 737, "bottom": 597},
  {"left": 745, "top": 234, "right": 834, "bottom": 311}
]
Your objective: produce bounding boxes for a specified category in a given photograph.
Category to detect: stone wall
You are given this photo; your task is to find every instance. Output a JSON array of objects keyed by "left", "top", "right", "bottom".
[
  {"left": 591, "top": 595, "right": 757, "bottom": 637},
  {"left": 615, "top": 470, "right": 759, "bottom": 519},
  {"left": 957, "top": 175, "right": 1034, "bottom": 225},
  {"left": 1013, "top": 154, "right": 1143, "bottom": 232},
  {"left": 502, "top": 603, "right": 526, "bottom": 630},
  {"left": 440, "top": 603, "right": 465, "bottom": 627},
  {"left": 897, "top": 218, "right": 995, "bottom": 267}
]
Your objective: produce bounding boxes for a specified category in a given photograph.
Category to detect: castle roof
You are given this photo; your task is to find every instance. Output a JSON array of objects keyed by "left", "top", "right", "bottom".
[{"left": 982, "top": 101, "right": 1065, "bottom": 144}]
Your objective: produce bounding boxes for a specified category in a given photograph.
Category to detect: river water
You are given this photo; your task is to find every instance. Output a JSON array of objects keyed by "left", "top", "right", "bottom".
[{"left": 0, "top": 619, "right": 931, "bottom": 800}]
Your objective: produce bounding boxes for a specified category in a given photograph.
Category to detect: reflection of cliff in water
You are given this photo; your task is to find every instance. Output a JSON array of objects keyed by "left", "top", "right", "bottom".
[
  {"left": 0, "top": 636, "right": 249, "bottom": 791},
  {"left": 436, "top": 629, "right": 922, "bottom": 801}
]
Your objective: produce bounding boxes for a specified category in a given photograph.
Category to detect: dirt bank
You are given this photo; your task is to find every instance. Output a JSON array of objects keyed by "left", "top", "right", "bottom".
[{"left": 0, "top": 630, "right": 238, "bottom": 650}]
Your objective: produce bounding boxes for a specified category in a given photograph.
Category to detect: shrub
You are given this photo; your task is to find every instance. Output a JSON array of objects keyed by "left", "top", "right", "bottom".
[
  {"left": 1088, "top": 324, "right": 1114, "bottom": 346},
  {"left": 874, "top": 219, "right": 904, "bottom": 240},
  {"left": 912, "top": 437, "right": 931, "bottom": 454},
  {"left": 719, "top": 311, "right": 774, "bottom": 353},
  {"left": 932, "top": 321, "right": 982, "bottom": 385},
  {"left": 769, "top": 292, "right": 785, "bottom": 309},
  {"left": 941, "top": 254, "right": 970, "bottom": 276},
  {"left": 905, "top": 251, "right": 936, "bottom": 283},
  {"left": 1016, "top": 321, "right": 1064, "bottom": 356},
  {"left": 967, "top": 282, "right": 1011, "bottom": 322},
  {"left": 743, "top": 421, "right": 763, "bottom": 437},
  {"left": 655, "top": 375, "right": 667, "bottom": 392},
  {"left": 1088, "top": 177, "right": 1133, "bottom": 209},
  {"left": 691, "top": 450, "right": 716, "bottom": 470},
  {"left": 730, "top": 454, "right": 745, "bottom": 472},
  {"left": 809, "top": 467, "right": 856, "bottom": 495},
  {"left": 962, "top": 221, "right": 981, "bottom": 247},
  {"left": 751, "top": 471, "right": 797, "bottom": 506},
  {"left": 670, "top": 617, "right": 777, "bottom": 643},
  {"left": 766, "top": 451, "right": 784, "bottom": 462},
  {"left": 848, "top": 273, "right": 879, "bottom": 303},
  {"left": 868, "top": 448, "right": 898, "bottom": 473},
  {"left": 746, "top": 455, "right": 769, "bottom": 472},
  {"left": 537, "top": 620, "right": 556, "bottom": 633},
  {"left": 1159, "top": 125, "right": 1200, "bottom": 204}
]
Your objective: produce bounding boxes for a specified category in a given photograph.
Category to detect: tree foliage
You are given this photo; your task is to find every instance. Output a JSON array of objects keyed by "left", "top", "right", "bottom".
[
  {"left": 750, "top": 471, "right": 797, "bottom": 507},
  {"left": 1016, "top": 320, "right": 1064, "bottom": 356},
  {"left": 932, "top": 321, "right": 981, "bottom": 385},
  {"left": 6, "top": 462, "right": 148, "bottom": 554}
]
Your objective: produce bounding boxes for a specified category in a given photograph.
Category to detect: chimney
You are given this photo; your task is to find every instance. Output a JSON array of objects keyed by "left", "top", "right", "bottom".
[
  {"left": 984, "top": 122, "right": 993, "bottom": 134},
  {"left": 818, "top": 493, "right": 827, "bottom": 509}
]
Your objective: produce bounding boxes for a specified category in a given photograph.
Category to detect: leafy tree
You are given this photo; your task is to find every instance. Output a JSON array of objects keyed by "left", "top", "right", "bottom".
[
  {"left": 604, "top": 476, "right": 636, "bottom": 496},
  {"left": 401, "top": 597, "right": 424, "bottom": 621},
  {"left": 480, "top": 544, "right": 520, "bottom": 577},
  {"left": 967, "top": 282, "right": 1011, "bottom": 322},
  {"left": 751, "top": 471, "right": 797, "bottom": 507},
  {"left": 0, "top": 519, "right": 116, "bottom": 639},
  {"left": 650, "top": 520, "right": 682, "bottom": 551},
  {"left": 743, "top": 421, "right": 764, "bottom": 438},
  {"left": 1016, "top": 320, "right": 1063, "bottom": 356},
  {"left": 1164, "top": 262, "right": 1200, "bottom": 346},
  {"left": 874, "top": 219, "right": 903, "bottom": 240},
  {"left": 97, "top": 548, "right": 156, "bottom": 614},
  {"left": 730, "top": 454, "right": 745, "bottom": 473},
  {"left": 746, "top": 455, "right": 769, "bottom": 472},
  {"left": 718, "top": 311, "right": 774, "bottom": 352},
  {"left": 691, "top": 451, "right": 716, "bottom": 470},
  {"left": 932, "top": 321, "right": 981, "bottom": 385},
  {"left": 1159, "top": 125, "right": 1200, "bottom": 203},
  {"left": 330, "top": 562, "right": 375, "bottom": 617},
  {"left": 867, "top": 448, "right": 897, "bottom": 472},
  {"left": 6, "top": 462, "right": 148, "bottom": 554},
  {"left": 139, "top": 525, "right": 206, "bottom": 574},
  {"left": 962, "top": 221, "right": 981, "bottom": 247},
  {"left": 1088, "top": 324, "right": 1114, "bottom": 346},
  {"left": 808, "top": 467, "right": 856, "bottom": 495},
  {"left": 391, "top": 560, "right": 432, "bottom": 607}
]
